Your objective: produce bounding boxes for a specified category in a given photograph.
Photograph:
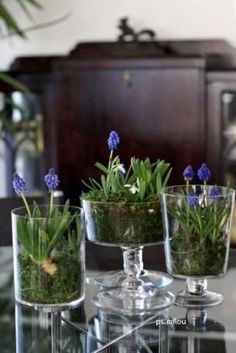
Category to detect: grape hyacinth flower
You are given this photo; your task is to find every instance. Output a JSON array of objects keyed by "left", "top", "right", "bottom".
[
  {"left": 209, "top": 186, "right": 221, "bottom": 200},
  {"left": 12, "top": 173, "right": 31, "bottom": 217},
  {"left": 12, "top": 173, "right": 26, "bottom": 195},
  {"left": 44, "top": 168, "right": 59, "bottom": 192},
  {"left": 187, "top": 192, "right": 199, "bottom": 206},
  {"left": 183, "top": 165, "right": 194, "bottom": 194},
  {"left": 197, "top": 163, "right": 211, "bottom": 182},
  {"left": 183, "top": 165, "right": 194, "bottom": 181},
  {"left": 44, "top": 168, "right": 59, "bottom": 214},
  {"left": 107, "top": 131, "right": 120, "bottom": 151}
]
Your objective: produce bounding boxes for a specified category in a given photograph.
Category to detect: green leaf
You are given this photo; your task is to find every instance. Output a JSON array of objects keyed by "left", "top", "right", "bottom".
[
  {"left": 0, "top": 3, "right": 25, "bottom": 37},
  {"left": 22, "top": 0, "right": 42, "bottom": 9},
  {"left": 156, "top": 174, "right": 162, "bottom": 193},
  {"left": 0, "top": 72, "right": 28, "bottom": 92},
  {"left": 16, "top": 218, "right": 31, "bottom": 255},
  {"left": 95, "top": 162, "right": 109, "bottom": 174},
  {"left": 162, "top": 168, "right": 172, "bottom": 189},
  {"left": 45, "top": 212, "right": 71, "bottom": 257},
  {"left": 101, "top": 175, "right": 108, "bottom": 198}
]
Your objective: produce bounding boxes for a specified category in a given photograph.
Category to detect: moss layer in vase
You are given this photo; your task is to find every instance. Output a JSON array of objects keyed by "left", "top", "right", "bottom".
[
  {"left": 18, "top": 252, "right": 83, "bottom": 304},
  {"left": 170, "top": 233, "right": 228, "bottom": 277},
  {"left": 83, "top": 199, "right": 163, "bottom": 245}
]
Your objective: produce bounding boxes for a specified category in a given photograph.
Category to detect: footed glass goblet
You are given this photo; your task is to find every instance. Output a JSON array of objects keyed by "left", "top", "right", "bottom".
[
  {"left": 82, "top": 199, "right": 174, "bottom": 314},
  {"left": 160, "top": 185, "right": 235, "bottom": 307}
]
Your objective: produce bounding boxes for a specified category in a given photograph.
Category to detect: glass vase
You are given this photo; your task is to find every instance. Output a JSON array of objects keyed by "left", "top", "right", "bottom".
[
  {"left": 82, "top": 199, "right": 174, "bottom": 314},
  {"left": 160, "top": 185, "right": 235, "bottom": 307},
  {"left": 12, "top": 205, "right": 85, "bottom": 311}
]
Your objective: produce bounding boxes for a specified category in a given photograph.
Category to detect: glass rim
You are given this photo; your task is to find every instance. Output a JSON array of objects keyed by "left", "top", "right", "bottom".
[
  {"left": 11, "top": 204, "right": 83, "bottom": 218},
  {"left": 80, "top": 197, "right": 160, "bottom": 206},
  {"left": 159, "top": 184, "right": 235, "bottom": 197}
]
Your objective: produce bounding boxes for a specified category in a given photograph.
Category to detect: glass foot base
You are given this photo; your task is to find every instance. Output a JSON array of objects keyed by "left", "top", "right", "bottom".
[
  {"left": 95, "top": 270, "right": 173, "bottom": 289},
  {"left": 175, "top": 290, "right": 223, "bottom": 308},
  {"left": 16, "top": 296, "right": 85, "bottom": 312},
  {"left": 92, "top": 287, "right": 175, "bottom": 315}
]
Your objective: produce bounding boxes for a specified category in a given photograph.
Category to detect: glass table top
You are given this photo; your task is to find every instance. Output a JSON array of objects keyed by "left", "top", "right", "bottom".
[{"left": 1, "top": 245, "right": 236, "bottom": 353}]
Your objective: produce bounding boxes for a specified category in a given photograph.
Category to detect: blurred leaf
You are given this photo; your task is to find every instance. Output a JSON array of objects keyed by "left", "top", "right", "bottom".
[
  {"left": 0, "top": 2, "right": 25, "bottom": 37},
  {"left": 0, "top": 72, "right": 28, "bottom": 92},
  {"left": 15, "top": 0, "right": 42, "bottom": 21},
  {"left": 22, "top": 0, "right": 42, "bottom": 8}
]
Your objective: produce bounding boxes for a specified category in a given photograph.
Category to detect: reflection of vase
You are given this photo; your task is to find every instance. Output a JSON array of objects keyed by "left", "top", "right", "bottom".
[
  {"left": 12, "top": 205, "right": 85, "bottom": 311},
  {"left": 169, "top": 309, "right": 226, "bottom": 353},
  {"left": 161, "top": 185, "right": 235, "bottom": 307},
  {"left": 88, "top": 308, "right": 170, "bottom": 353},
  {"left": 82, "top": 199, "right": 174, "bottom": 315},
  {"left": 15, "top": 304, "right": 84, "bottom": 353}
]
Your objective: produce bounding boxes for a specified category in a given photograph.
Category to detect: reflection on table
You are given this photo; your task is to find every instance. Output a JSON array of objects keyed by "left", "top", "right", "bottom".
[{"left": 1, "top": 245, "right": 236, "bottom": 352}]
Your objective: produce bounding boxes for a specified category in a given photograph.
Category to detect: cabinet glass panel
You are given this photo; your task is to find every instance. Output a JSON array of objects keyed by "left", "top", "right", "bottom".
[
  {"left": 0, "top": 91, "right": 44, "bottom": 197},
  {"left": 221, "top": 92, "right": 236, "bottom": 188}
]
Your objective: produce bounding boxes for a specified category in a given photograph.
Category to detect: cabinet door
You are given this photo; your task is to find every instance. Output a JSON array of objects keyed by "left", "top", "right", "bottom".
[
  {"left": 207, "top": 72, "right": 236, "bottom": 184},
  {"left": 55, "top": 60, "right": 205, "bottom": 197}
]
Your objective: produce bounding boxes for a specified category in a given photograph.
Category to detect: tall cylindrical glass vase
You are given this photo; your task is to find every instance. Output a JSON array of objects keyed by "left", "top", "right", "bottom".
[{"left": 12, "top": 205, "right": 85, "bottom": 311}]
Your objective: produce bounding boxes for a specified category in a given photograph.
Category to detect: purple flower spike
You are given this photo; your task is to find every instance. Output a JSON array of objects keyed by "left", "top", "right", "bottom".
[
  {"left": 44, "top": 168, "right": 59, "bottom": 191},
  {"left": 12, "top": 173, "right": 26, "bottom": 195},
  {"left": 187, "top": 192, "right": 199, "bottom": 206},
  {"left": 197, "top": 163, "right": 211, "bottom": 182},
  {"left": 183, "top": 165, "right": 194, "bottom": 181},
  {"left": 209, "top": 186, "right": 221, "bottom": 200},
  {"left": 107, "top": 131, "right": 120, "bottom": 150}
]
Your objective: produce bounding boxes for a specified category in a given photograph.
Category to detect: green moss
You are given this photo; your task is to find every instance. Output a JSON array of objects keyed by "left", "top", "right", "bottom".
[
  {"left": 87, "top": 200, "right": 163, "bottom": 244},
  {"left": 170, "top": 233, "right": 227, "bottom": 276},
  {"left": 18, "top": 253, "right": 83, "bottom": 304}
]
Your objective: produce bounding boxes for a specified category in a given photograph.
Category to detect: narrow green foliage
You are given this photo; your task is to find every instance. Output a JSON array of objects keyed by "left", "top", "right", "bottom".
[
  {"left": 17, "top": 202, "right": 81, "bottom": 262},
  {"left": 82, "top": 152, "right": 172, "bottom": 203}
]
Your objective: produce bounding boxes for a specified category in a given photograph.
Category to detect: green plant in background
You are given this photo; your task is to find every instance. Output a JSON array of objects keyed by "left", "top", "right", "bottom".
[
  {"left": 0, "top": 0, "right": 42, "bottom": 38},
  {"left": 12, "top": 169, "right": 83, "bottom": 304},
  {"left": 168, "top": 164, "right": 233, "bottom": 276},
  {"left": 0, "top": 0, "right": 42, "bottom": 159},
  {"left": 82, "top": 131, "right": 172, "bottom": 244},
  {"left": 0, "top": 94, "right": 44, "bottom": 164},
  {"left": 0, "top": 0, "right": 69, "bottom": 87},
  {"left": 0, "top": 0, "right": 43, "bottom": 89}
]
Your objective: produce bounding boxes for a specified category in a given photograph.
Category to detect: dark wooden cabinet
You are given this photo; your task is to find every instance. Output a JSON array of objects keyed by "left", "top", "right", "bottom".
[
  {"left": 5, "top": 40, "right": 236, "bottom": 200},
  {"left": 54, "top": 58, "right": 206, "bottom": 198}
]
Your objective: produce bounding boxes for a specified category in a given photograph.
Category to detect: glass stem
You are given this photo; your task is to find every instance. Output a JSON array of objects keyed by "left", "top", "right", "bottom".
[
  {"left": 186, "top": 278, "right": 207, "bottom": 296},
  {"left": 121, "top": 246, "right": 144, "bottom": 291},
  {"left": 50, "top": 312, "right": 61, "bottom": 353},
  {"left": 186, "top": 309, "right": 207, "bottom": 327}
]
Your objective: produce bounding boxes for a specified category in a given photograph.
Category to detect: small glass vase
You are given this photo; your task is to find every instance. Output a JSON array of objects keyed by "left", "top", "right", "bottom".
[
  {"left": 12, "top": 205, "right": 85, "bottom": 311},
  {"left": 160, "top": 185, "right": 235, "bottom": 307},
  {"left": 82, "top": 199, "right": 174, "bottom": 314}
]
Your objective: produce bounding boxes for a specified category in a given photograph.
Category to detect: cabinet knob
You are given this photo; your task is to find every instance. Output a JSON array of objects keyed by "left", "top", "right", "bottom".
[{"left": 123, "top": 70, "right": 132, "bottom": 87}]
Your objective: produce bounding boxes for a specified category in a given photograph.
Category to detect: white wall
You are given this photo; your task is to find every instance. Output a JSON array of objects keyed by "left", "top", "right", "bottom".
[{"left": 1, "top": 0, "right": 236, "bottom": 69}]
